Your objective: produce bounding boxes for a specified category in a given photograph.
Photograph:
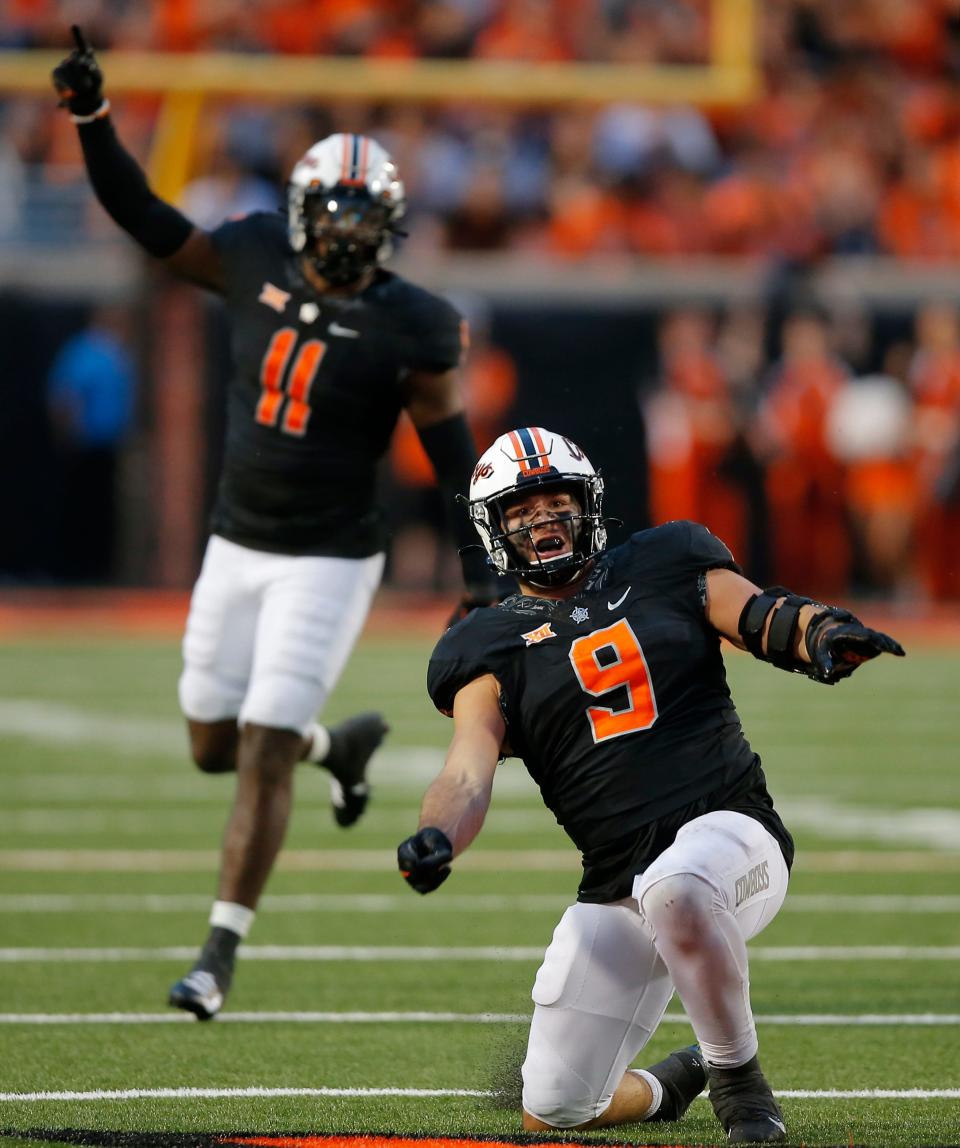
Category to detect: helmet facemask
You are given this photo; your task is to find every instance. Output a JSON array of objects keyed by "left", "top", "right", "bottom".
[
  {"left": 297, "top": 187, "right": 394, "bottom": 287},
  {"left": 286, "top": 133, "right": 406, "bottom": 288},
  {"left": 496, "top": 479, "right": 597, "bottom": 587}
]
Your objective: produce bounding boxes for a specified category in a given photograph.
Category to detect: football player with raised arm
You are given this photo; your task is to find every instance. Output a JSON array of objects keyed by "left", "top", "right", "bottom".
[
  {"left": 52, "top": 27, "right": 498, "bottom": 1021},
  {"left": 398, "top": 427, "right": 904, "bottom": 1143}
]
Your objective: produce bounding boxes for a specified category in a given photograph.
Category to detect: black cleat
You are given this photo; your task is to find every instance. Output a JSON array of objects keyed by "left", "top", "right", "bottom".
[
  {"left": 708, "top": 1055, "right": 787, "bottom": 1143},
  {"left": 168, "top": 928, "right": 237, "bottom": 1021},
  {"left": 323, "top": 711, "right": 389, "bottom": 827},
  {"left": 167, "top": 967, "right": 228, "bottom": 1021},
  {"left": 643, "top": 1043, "right": 707, "bottom": 1122}
]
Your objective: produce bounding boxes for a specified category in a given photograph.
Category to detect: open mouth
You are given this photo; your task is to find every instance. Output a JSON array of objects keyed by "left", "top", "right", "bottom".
[{"left": 533, "top": 533, "right": 570, "bottom": 557}]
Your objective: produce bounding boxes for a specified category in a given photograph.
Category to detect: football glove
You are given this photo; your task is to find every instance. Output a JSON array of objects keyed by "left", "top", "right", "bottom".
[
  {"left": 52, "top": 25, "right": 105, "bottom": 117},
  {"left": 398, "top": 827, "right": 453, "bottom": 895},
  {"left": 806, "top": 615, "right": 905, "bottom": 685}
]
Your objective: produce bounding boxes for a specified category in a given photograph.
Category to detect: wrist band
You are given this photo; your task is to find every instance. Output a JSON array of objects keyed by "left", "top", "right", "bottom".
[{"left": 70, "top": 99, "right": 111, "bottom": 124}]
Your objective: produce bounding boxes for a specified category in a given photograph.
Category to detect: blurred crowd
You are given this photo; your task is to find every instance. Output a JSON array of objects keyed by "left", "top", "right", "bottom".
[
  {"left": 3, "top": 0, "right": 960, "bottom": 601},
  {"left": 641, "top": 300, "right": 960, "bottom": 603},
  {"left": 6, "top": 1, "right": 960, "bottom": 259},
  {"left": 386, "top": 296, "right": 960, "bottom": 603}
]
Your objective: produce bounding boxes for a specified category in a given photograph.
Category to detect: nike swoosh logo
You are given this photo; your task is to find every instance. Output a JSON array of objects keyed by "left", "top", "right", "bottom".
[
  {"left": 607, "top": 586, "right": 631, "bottom": 611},
  {"left": 328, "top": 321, "right": 360, "bottom": 338}
]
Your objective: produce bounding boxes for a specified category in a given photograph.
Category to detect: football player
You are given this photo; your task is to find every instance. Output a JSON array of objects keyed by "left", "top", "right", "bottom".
[
  {"left": 398, "top": 427, "right": 904, "bottom": 1143},
  {"left": 52, "top": 27, "right": 498, "bottom": 1021}
]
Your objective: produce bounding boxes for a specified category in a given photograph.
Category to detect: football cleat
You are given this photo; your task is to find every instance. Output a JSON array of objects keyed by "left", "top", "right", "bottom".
[
  {"left": 707, "top": 1055, "right": 786, "bottom": 1143},
  {"left": 643, "top": 1043, "right": 707, "bottom": 1122},
  {"left": 167, "top": 968, "right": 226, "bottom": 1022},
  {"left": 323, "top": 711, "right": 389, "bottom": 827}
]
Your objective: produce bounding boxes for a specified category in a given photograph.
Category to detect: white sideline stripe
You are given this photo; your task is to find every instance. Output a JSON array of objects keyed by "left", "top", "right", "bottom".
[
  {"left": 2, "top": 944, "right": 960, "bottom": 962},
  {"left": 3, "top": 892, "right": 960, "bottom": 913},
  {"left": 1, "top": 1010, "right": 958, "bottom": 1027},
  {"left": 1, "top": 1086, "right": 958, "bottom": 1103},
  {"left": 4, "top": 849, "right": 960, "bottom": 873}
]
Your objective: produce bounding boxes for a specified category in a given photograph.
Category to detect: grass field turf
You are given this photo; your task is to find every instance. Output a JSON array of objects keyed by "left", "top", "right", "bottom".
[{"left": 0, "top": 615, "right": 958, "bottom": 1148}]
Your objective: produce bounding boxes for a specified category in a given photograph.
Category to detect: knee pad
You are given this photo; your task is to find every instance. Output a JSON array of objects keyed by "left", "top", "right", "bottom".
[
  {"left": 521, "top": 1049, "right": 601, "bottom": 1128},
  {"left": 638, "top": 872, "right": 717, "bottom": 951},
  {"left": 240, "top": 670, "right": 325, "bottom": 736},
  {"left": 178, "top": 666, "right": 243, "bottom": 725}
]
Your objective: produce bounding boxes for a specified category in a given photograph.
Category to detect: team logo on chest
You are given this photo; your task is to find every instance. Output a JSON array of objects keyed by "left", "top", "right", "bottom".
[
  {"left": 521, "top": 622, "right": 557, "bottom": 646},
  {"left": 258, "top": 282, "right": 291, "bottom": 313},
  {"left": 570, "top": 606, "right": 590, "bottom": 624}
]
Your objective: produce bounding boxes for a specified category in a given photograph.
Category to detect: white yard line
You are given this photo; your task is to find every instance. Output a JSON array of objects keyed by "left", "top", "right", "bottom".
[
  {"left": 0, "top": 1010, "right": 957, "bottom": 1026},
  {"left": 778, "top": 798, "right": 960, "bottom": 851},
  {"left": 3, "top": 848, "right": 960, "bottom": 873},
  {"left": 1, "top": 944, "right": 960, "bottom": 962},
  {"left": 2, "top": 892, "right": 959, "bottom": 913},
  {"left": 4, "top": 701, "right": 960, "bottom": 848},
  {"left": 0, "top": 1086, "right": 957, "bottom": 1102}
]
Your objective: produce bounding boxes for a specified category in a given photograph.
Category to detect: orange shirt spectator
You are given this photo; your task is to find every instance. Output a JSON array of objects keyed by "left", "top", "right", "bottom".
[{"left": 760, "top": 312, "right": 851, "bottom": 597}]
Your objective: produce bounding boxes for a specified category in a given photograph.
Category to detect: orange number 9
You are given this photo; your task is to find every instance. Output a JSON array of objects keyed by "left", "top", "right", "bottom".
[{"left": 568, "top": 619, "right": 658, "bottom": 742}]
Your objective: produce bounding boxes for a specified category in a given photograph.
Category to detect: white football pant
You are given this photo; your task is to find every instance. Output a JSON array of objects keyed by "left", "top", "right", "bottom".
[
  {"left": 521, "top": 809, "right": 789, "bottom": 1127},
  {"left": 178, "top": 534, "right": 385, "bottom": 735}
]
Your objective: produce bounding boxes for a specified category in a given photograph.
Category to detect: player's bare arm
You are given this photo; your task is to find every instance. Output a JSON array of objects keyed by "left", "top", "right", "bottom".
[
  {"left": 704, "top": 566, "right": 904, "bottom": 683},
  {"left": 398, "top": 674, "right": 503, "bottom": 894},
  {"left": 51, "top": 26, "right": 225, "bottom": 293}
]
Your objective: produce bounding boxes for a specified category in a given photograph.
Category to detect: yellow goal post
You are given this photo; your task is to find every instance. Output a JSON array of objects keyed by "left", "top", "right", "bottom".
[{"left": 0, "top": 0, "right": 757, "bottom": 200}]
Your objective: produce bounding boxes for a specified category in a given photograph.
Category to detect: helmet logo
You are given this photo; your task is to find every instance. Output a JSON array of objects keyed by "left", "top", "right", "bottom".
[
  {"left": 563, "top": 436, "right": 584, "bottom": 461},
  {"left": 473, "top": 461, "right": 495, "bottom": 483}
]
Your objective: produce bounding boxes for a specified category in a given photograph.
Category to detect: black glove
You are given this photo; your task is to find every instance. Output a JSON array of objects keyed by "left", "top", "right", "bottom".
[
  {"left": 806, "top": 616, "right": 905, "bottom": 685},
  {"left": 398, "top": 827, "right": 453, "bottom": 894},
  {"left": 52, "top": 25, "right": 105, "bottom": 117}
]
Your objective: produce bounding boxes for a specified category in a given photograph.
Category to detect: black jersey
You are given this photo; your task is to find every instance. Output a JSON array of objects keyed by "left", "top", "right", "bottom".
[
  {"left": 428, "top": 520, "right": 794, "bottom": 902},
  {"left": 207, "top": 212, "right": 463, "bottom": 555}
]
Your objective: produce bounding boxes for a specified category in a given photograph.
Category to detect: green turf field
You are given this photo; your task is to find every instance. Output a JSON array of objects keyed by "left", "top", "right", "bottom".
[{"left": 0, "top": 631, "right": 958, "bottom": 1148}]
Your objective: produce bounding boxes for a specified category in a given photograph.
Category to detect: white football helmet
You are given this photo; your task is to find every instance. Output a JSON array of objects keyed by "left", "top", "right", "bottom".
[
  {"left": 468, "top": 427, "right": 606, "bottom": 586},
  {"left": 287, "top": 133, "right": 406, "bottom": 286}
]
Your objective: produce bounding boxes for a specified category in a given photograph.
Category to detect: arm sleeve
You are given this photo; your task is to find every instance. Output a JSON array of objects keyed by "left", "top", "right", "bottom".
[
  {"left": 77, "top": 117, "right": 194, "bottom": 257},
  {"left": 417, "top": 412, "right": 496, "bottom": 593}
]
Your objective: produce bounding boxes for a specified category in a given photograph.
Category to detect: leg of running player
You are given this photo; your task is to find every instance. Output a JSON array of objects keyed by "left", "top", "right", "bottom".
[
  {"left": 520, "top": 900, "right": 704, "bottom": 1131},
  {"left": 187, "top": 718, "right": 239, "bottom": 773},
  {"left": 635, "top": 811, "right": 789, "bottom": 1143},
  {"left": 186, "top": 710, "right": 373, "bottom": 781},
  {"left": 170, "top": 547, "right": 386, "bottom": 1020}
]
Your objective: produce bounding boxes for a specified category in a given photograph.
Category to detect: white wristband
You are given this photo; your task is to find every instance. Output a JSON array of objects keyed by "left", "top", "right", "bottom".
[{"left": 70, "top": 99, "right": 111, "bottom": 124}]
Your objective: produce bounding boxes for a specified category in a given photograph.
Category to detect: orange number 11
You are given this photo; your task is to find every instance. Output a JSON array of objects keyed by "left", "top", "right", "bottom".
[
  {"left": 256, "top": 327, "right": 327, "bottom": 437},
  {"left": 569, "top": 619, "right": 658, "bottom": 742}
]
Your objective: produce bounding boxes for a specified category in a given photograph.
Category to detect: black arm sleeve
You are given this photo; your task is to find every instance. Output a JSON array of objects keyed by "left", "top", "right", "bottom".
[
  {"left": 77, "top": 117, "right": 194, "bottom": 257},
  {"left": 416, "top": 412, "right": 494, "bottom": 593}
]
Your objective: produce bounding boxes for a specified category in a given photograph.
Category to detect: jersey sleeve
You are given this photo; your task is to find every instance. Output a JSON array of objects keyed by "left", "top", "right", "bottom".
[
  {"left": 682, "top": 520, "right": 741, "bottom": 573},
  {"left": 209, "top": 212, "right": 285, "bottom": 293},
  {"left": 622, "top": 520, "right": 740, "bottom": 600},
  {"left": 398, "top": 287, "right": 465, "bottom": 374},
  {"left": 426, "top": 610, "right": 506, "bottom": 715}
]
